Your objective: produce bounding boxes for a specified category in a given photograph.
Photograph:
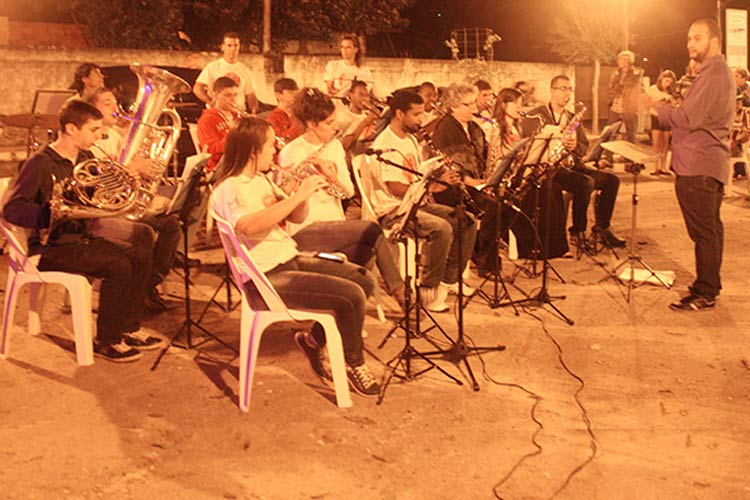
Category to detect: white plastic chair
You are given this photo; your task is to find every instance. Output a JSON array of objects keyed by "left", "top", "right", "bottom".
[
  {"left": 352, "top": 155, "right": 417, "bottom": 287},
  {"left": 0, "top": 221, "right": 95, "bottom": 366},
  {"left": 211, "top": 213, "right": 353, "bottom": 412}
]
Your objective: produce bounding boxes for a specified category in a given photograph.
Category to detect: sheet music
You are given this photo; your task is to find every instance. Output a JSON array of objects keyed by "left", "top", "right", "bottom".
[{"left": 601, "top": 140, "right": 659, "bottom": 164}]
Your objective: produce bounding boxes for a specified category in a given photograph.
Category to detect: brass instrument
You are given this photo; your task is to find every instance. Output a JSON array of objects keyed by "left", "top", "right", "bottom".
[
  {"left": 269, "top": 132, "right": 348, "bottom": 199},
  {"left": 42, "top": 64, "right": 189, "bottom": 244},
  {"left": 116, "top": 63, "right": 190, "bottom": 218}
]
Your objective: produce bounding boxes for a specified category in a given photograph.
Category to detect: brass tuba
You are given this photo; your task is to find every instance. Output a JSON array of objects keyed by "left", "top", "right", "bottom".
[
  {"left": 42, "top": 64, "right": 190, "bottom": 244},
  {"left": 117, "top": 63, "right": 191, "bottom": 218}
]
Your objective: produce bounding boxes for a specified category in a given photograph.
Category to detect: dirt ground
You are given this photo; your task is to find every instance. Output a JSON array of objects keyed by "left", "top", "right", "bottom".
[{"left": 1, "top": 166, "right": 749, "bottom": 500}]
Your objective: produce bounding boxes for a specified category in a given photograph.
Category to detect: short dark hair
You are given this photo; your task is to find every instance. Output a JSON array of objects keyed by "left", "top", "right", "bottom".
[
  {"left": 84, "top": 87, "right": 116, "bottom": 106},
  {"left": 693, "top": 17, "right": 722, "bottom": 42},
  {"left": 59, "top": 99, "right": 103, "bottom": 132},
  {"left": 213, "top": 76, "right": 239, "bottom": 93},
  {"left": 475, "top": 79, "right": 492, "bottom": 91},
  {"left": 274, "top": 77, "right": 298, "bottom": 93},
  {"left": 349, "top": 79, "right": 369, "bottom": 93},
  {"left": 222, "top": 32, "right": 240, "bottom": 43},
  {"left": 514, "top": 80, "right": 527, "bottom": 89},
  {"left": 419, "top": 81, "right": 436, "bottom": 92},
  {"left": 70, "top": 62, "right": 101, "bottom": 93},
  {"left": 550, "top": 74, "right": 571, "bottom": 89},
  {"left": 389, "top": 90, "right": 423, "bottom": 115},
  {"left": 293, "top": 88, "right": 335, "bottom": 126}
]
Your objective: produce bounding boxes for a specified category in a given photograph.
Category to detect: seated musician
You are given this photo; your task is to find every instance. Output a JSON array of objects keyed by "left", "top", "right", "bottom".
[
  {"left": 67, "top": 62, "right": 105, "bottom": 103},
  {"left": 278, "top": 88, "right": 405, "bottom": 308},
  {"left": 473, "top": 79, "right": 496, "bottom": 140},
  {"left": 522, "top": 75, "right": 625, "bottom": 250},
  {"left": 369, "top": 90, "right": 477, "bottom": 312},
  {"left": 267, "top": 77, "right": 303, "bottom": 146},
  {"left": 86, "top": 88, "right": 181, "bottom": 312},
  {"left": 431, "top": 83, "right": 500, "bottom": 277},
  {"left": 197, "top": 76, "right": 243, "bottom": 172},
  {"left": 210, "top": 116, "right": 380, "bottom": 397},
  {"left": 417, "top": 81, "right": 442, "bottom": 135},
  {"left": 491, "top": 88, "right": 569, "bottom": 259},
  {"left": 338, "top": 79, "right": 378, "bottom": 154},
  {"left": 2, "top": 100, "right": 162, "bottom": 362}
]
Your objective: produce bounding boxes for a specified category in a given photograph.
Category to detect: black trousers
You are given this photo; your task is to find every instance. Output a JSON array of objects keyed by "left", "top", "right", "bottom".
[
  {"left": 675, "top": 175, "right": 724, "bottom": 299},
  {"left": 554, "top": 166, "right": 620, "bottom": 233},
  {"left": 433, "top": 185, "right": 498, "bottom": 274},
  {"left": 38, "top": 236, "right": 152, "bottom": 346}
]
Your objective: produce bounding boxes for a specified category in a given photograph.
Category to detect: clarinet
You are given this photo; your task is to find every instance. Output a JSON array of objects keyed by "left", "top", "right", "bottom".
[{"left": 415, "top": 127, "right": 486, "bottom": 218}]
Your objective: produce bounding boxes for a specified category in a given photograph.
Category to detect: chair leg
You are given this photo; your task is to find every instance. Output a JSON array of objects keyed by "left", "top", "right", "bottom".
[
  {"left": 27, "top": 282, "right": 45, "bottom": 337},
  {"left": 318, "top": 316, "right": 353, "bottom": 409},
  {"left": 238, "top": 312, "right": 270, "bottom": 412},
  {"left": 66, "top": 281, "right": 94, "bottom": 366},
  {"left": 1, "top": 269, "right": 19, "bottom": 359}
]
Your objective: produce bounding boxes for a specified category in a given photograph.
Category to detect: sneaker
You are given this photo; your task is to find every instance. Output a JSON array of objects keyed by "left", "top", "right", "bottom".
[
  {"left": 123, "top": 330, "right": 165, "bottom": 351},
  {"left": 94, "top": 340, "right": 143, "bottom": 363},
  {"left": 441, "top": 280, "right": 475, "bottom": 296},
  {"left": 145, "top": 288, "right": 173, "bottom": 314},
  {"left": 294, "top": 331, "right": 332, "bottom": 381},
  {"left": 669, "top": 294, "right": 716, "bottom": 311},
  {"left": 347, "top": 363, "right": 380, "bottom": 397},
  {"left": 421, "top": 285, "right": 449, "bottom": 313}
]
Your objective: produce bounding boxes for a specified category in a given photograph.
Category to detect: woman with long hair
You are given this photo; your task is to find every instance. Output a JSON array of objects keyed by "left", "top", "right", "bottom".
[
  {"left": 211, "top": 116, "right": 381, "bottom": 397},
  {"left": 647, "top": 69, "right": 677, "bottom": 175},
  {"left": 324, "top": 34, "right": 374, "bottom": 98},
  {"left": 487, "top": 87, "right": 524, "bottom": 175}
]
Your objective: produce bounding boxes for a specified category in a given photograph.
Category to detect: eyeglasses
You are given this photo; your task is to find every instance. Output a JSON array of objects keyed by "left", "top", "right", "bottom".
[{"left": 553, "top": 86, "right": 574, "bottom": 92}]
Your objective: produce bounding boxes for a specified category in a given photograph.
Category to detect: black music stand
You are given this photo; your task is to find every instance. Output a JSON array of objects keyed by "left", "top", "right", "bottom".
[
  {"left": 466, "top": 139, "right": 530, "bottom": 312},
  {"left": 151, "top": 157, "right": 235, "bottom": 371},
  {"left": 600, "top": 140, "right": 673, "bottom": 302},
  {"left": 375, "top": 156, "right": 463, "bottom": 403},
  {"left": 500, "top": 133, "right": 575, "bottom": 325},
  {"left": 506, "top": 133, "right": 567, "bottom": 283}
]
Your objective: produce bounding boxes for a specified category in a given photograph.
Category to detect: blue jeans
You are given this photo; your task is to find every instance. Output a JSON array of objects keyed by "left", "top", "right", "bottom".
[
  {"left": 292, "top": 220, "right": 404, "bottom": 294},
  {"left": 675, "top": 175, "right": 724, "bottom": 299},
  {"left": 264, "top": 255, "right": 375, "bottom": 366}
]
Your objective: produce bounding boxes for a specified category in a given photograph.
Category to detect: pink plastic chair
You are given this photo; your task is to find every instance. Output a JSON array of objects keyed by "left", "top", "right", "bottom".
[
  {"left": 211, "top": 212, "right": 352, "bottom": 412},
  {"left": 0, "top": 220, "right": 94, "bottom": 366}
]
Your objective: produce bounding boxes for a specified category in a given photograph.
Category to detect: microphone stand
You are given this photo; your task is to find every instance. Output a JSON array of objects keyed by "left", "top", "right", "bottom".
[
  {"left": 420, "top": 183, "right": 507, "bottom": 391},
  {"left": 371, "top": 153, "right": 463, "bottom": 403}
]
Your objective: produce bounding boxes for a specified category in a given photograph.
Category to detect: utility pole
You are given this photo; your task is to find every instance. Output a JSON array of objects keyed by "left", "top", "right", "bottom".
[{"left": 263, "top": 0, "right": 271, "bottom": 54}]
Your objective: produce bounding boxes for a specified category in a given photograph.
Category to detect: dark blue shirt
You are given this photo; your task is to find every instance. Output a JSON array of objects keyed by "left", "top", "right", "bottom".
[{"left": 657, "top": 54, "right": 735, "bottom": 183}]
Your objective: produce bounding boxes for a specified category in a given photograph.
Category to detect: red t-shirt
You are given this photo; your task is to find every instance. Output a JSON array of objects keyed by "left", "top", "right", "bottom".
[{"left": 196, "top": 108, "right": 240, "bottom": 172}]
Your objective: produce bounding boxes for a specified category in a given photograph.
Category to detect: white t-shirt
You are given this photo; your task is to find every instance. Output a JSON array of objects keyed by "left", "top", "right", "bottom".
[
  {"left": 278, "top": 135, "right": 355, "bottom": 234},
  {"left": 647, "top": 84, "right": 674, "bottom": 116},
  {"left": 210, "top": 174, "right": 298, "bottom": 273},
  {"left": 369, "top": 126, "right": 423, "bottom": 218},
  {"left": 196, "top": 58, "right": 257, "bottom": 110},
  {"left": 92, "top": 127, "right": 124, "bottom": 160},
  {"left": 323, "top": 59, "right": 374, "bottom": 97}
]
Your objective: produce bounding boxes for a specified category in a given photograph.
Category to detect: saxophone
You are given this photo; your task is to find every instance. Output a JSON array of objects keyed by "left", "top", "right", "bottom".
[{"left": 547, "top": 103, "right": 587, "bottom": 172}]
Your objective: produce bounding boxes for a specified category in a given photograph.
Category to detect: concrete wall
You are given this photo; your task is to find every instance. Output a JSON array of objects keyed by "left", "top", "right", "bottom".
[{"left": 0, "top": 46, "right": 572, "bottom": 116}]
